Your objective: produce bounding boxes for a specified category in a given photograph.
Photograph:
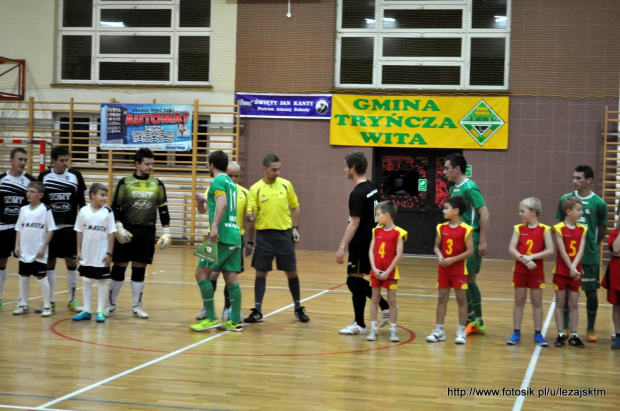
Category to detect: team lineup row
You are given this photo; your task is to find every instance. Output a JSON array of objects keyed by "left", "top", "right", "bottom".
[{"left": 1, "top": 148, "right": 619, "bottom": 349}]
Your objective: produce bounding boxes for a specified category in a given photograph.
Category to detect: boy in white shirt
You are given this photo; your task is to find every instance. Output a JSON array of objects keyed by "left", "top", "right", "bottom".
[
  {"left": 13, "top": 181, "right": 56, "bottom": 316},
  {"left": 73, "top": 183, "right": 116, "bottom": 323}
]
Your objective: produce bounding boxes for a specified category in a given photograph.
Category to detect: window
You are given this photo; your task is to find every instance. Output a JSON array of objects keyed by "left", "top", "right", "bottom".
[
  {"left": 57, "top": 0, "right": 212, "bottom": 85},
  {"left": 336, "top": 0, "right": 510, "bottom": 90}
]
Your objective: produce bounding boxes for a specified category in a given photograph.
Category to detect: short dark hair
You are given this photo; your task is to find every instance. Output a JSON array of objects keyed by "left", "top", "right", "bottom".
[
  {"left": 375, "top": 200, "right": 397, "bottom": 220},
  {"left": 263, "top": 154, "right": 280, "bottom": 167},
  {"left": 445, "top": 153, "right": 467, "bottom": 174},
  {"left": 208, "top": 150, "right": 229, "bottom": 173},
  {"left": 51, "top": 146, "right": 70, "bottom": 160},
  {"left": 445, "top": 196, "right": 467, "bottom": 216},
  {"left": 575, "top": 165, "right": 594, "bottom": 180},
  {"left": 10, "top": 147, "right": 27, "bottom": 158},
  {"left": 134, "top": 147, "right": 154, "bottom": 164},
  {"left": 28, "top": 181, "right": 45, "bottom": 194},
  {"left": 89, "top": 182, "right": 108, "bottom": 197},
  {"left": 345, "top": 151, "right": 368, "bottom": 175}
]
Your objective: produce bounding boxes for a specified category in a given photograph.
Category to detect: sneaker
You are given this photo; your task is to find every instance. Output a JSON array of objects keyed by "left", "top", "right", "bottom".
[
  {"left": 34, "top": 303, "right": 44, "bottom": 313},
  {"left": 103, "top": 304, "right": 116, "bottom": 316},
  {"left": 339, "top": 321, "right": 367, "bottom": 335},
  {"left": 0, "top": 298, "right": 3, "bottom": 307},
  {"left": 426, "top": 328, "right": 446, "bottom": 343},
  {"left": 612, "top": 336, "right": 620, "bottom": 349},
  {"left": 568, "top": 335, "right": 585, "bottom": 348},
  {"left": 196, "top": 307, "right": 206, "bottom": 320},
  {"left": 507, "top": 332, "right": 521, "bottom": 345},
  {"left": 586, "top": 330, "right": 597, "bottom": 343},
  {"left": 389, "top": 328, "right": 400, "bottom": 342},
  {"left": 295, "top": 306, "right": 310, "bottom": 323},
  {"left": 68, "top": 299, "right": 83, "bottom": 312},
  {"left": 13, "top": 305, "right": 28, "bottom": 315},
  {"left": 96, "top": 311, "right": 106, "bottom": 323},
  {"left": 41, "top": 306, "right": 53, "bottom": 317},
  {"left": 555, "top": 334, "right": 567, "bottom": 347},
  {"left": 222, "top": 307, "right": 230, "bottom": 323},
  {"left": 72, "top": 310, "right": 92, "bottom": 321},
  {"left": 243, "top": 308, "right": 263, "bottom": 324},
  {"left": 132, "top": 307, "right": 149, "bottom": 319},
  {"left": 190, "top": 318, "right": 220, "bottom": 332},
  {"left": 455, "top": 330, "right": 467, "bottom": 344},
  {"left": 366, "top": 328, "right": 378, "bottom": 341},
  {"left": 379, "top": 309, "right": 390, "bottom": 327},
  {"left": 465, "top": 318, "right": 486, "bottom": 335},
  {"left": 218, "top": 319, "right": 244, "bottom": 332},
  {"left": 534, "top": 334, "right": 548, "bottom": 347}
]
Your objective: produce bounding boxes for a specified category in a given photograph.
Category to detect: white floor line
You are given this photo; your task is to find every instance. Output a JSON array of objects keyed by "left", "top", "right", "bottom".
[
  {"left": 512, "top": 295, "right": 556, "bottom": 411},
  {"left": 35, "top": 289, "right": 330, "bottom": 410}
]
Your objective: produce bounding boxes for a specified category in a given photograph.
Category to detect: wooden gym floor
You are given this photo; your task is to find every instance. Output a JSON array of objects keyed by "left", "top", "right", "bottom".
[{"left": 0, "top": 249, "right": 618, "bottom": 410}]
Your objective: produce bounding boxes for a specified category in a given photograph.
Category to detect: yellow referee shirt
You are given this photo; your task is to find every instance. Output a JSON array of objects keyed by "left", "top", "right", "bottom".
[
  {"left": 237, "top": 184, "right": 249, "bottom": 235},
  {"left": 248, "top": 177, "right": 299, "bottom": 231}
]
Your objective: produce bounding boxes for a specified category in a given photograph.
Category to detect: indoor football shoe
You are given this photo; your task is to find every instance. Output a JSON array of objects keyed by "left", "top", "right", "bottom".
[
  {"left": 507, "top": 332, "right": 521, "bottom": 345},
  {"left": 455, "top": 330, "right": 467, "bottom": 344},
  {"left": 534, "top": 334, "right": 548, "bottom": 347},
  {"left": 569, "top": 335, "right": 585, "bottom": 348},
  {"left": 68, "top": 299, "right": 83, "bottom": 312},
  {"left": 132, "top": 307, "right": 149, "bottom": 319},
  {"left": 465, "top": 318, "right": 485, "bottom": 335},
  {"left": 218, "top": 319, "right": 243, "bottom": 332},
  {"left": 295, "top": 306, "right": 310, "bottom": 322},
  {"left": 586, "top": 330, "right": 597, "bottom": 343},
  {"left": 96, "top": 311, "right": 106, "bottom": 323},
  {"left": 612, "top": 337, "right": 620, "bottom": 349},
  {"left": 339, "top": 321, "right": 367, "bottom": 335},
  {"left": 366, "top": 328, "right": 378, "bottom": 341},
  {"left": 196, "top": 307, "right": 206, "bottom": 320},
  {"left": 72, "top": 310, "right": 92, "bottom": 321},
  {"left": 103, "top": 304, "right": 116, "bottom": 316},
  {"left": 243, "top": 308, "right": 263, "bottom": 323},
  {"left": 389, "top": 328, "right": 400, "bottom": 342},
  {"left": 41, "top": 307, "right": 53, "bottom": 317},
  {"left": 13, "top": 305, "right": 29, "bottom": 315},
  {"left": 555, "top": 334, "right": 567, "bottom": 347},
  {"left": 190, "top": 318, "right": 220, "bottom": 331},
  {"left": 426, "top": 328, "right": 446, "bottom": 343},
  {"left": 379, "top": 309, "right": 390, "bottom": 327}
]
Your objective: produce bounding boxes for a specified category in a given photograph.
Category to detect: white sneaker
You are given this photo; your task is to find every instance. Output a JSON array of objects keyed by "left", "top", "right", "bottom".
[
  {"left": 455, "top": 330, "right": 467, "bottom": 344},
  {"left": 222, "top": 307, "right": 230, "bottom": 323},
  {"left": 13, "top": 305, "right": 29, "bottom": 315},
  {"left": 41, "top": 306, "right": 52, "bottom": 317},
  {"left": 132, "top": 307, "right": 149, "bottom": 319},
  {"left": 103, "top": 304, "right": 116, "bottom": 316},
  {"left": 196, "top": 307, "right": 206, "bottom": 320},
  {"left": 34, "top": 303, "right": 44, "bottom": 313},
  {"left": 366, "top": 328, "right": 379, "bottom": 341},
  {"left": 389, "top": 328, "right": 400, "bottom": 342},
  {"left": 339, "top": 321, "right": 367, "bottom": 335},
  {"left": 380, "top": 309, "right": 390, "bottom": 327},
  {"left": 426, "top": 328, "right": 446, "bottom": 342}
]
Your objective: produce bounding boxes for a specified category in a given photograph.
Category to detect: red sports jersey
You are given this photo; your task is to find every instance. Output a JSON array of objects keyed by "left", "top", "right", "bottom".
[
  {"left": 553, "top": 222, "right": 587, "bottom": 277},
  {"left": 372, "top": 225, "right": 408, "bottom": 280},
  {"left": 513, "top": 223, "right": 551, "bottom": 275},
  {"left": 436, "top": 221, "right": 473, "bottom": 275},
  {"left": 604, "top": 228, "right": 620, "bottom": 291}
]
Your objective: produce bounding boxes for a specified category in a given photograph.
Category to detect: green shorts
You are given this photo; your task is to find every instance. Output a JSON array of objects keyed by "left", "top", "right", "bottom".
[
  {"left": 466, "top": 230, "right": 483, "bottom": 275},
  {"left": 198, "top": 243, "right": 242, "bottom": 273},
  {"left": 581, "top": 264, "right": 600, "bottom": 291}
]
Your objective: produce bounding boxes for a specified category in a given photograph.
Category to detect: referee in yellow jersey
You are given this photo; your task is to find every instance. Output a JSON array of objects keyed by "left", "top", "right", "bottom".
[{"left": 244, "top": 154, "right": 309, "bottom": 323}]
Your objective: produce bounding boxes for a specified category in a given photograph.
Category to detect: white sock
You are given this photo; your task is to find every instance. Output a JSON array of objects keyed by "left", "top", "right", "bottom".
[
  {"left": 370, "top": 321, "right": 377, "bottom": 329},
  {"left": 47, "top": 269, "right": 56, "bottom": 303},
  {"left": 19, "top": 276, "right": 31, "bottom": 306},
  {"left": 458, "top": 325, "right": 466, "bottom": 333},
  {"left": 0, "top": 268, "right": 6, "bottom": 298},
  {"left": 81, "top": 277, "right": 93, "bottom": 312},
  {"left": 109, "top": 280, "right": 124, "bottom": 305},
  {"left": 131, "top": 280, "right": 145, "bottom": 308},
  {"left": 67, "top": 269, "right": 78, "bottom": 301},
  {"left": 96, "top": 280, "right": 108, "bottom": 313},
  {"left": 437, "top": 324, "right": 445, "bottom": 331},
  {"left": 37, "top": 277, "right": 51, "bottom": 308},
  {"left": 390, "top": 322, "right": 397, "bottom": 329}
]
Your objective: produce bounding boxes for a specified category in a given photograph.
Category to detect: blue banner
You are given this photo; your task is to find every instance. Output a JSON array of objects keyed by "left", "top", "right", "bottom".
[
  {"left": 100, "top": 104, "right": 194, "bottom": 151},
  {"left": 236, "top": 93, "right": 331, "bottom": 119}
]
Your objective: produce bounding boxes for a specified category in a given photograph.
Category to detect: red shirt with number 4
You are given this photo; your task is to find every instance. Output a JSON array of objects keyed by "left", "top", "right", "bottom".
[{"left": 372, "top": 225, "right": 408, "bottom": 280}]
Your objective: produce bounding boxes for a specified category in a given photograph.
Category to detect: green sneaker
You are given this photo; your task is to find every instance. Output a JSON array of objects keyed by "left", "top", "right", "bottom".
[
  {"left": 218, "top": 319, "right": 244, "bottom": 332},
  {"left": 465, "top": 318, "right": 486, "bottom": 335},
  {"left": 96, "top": 311, "right": 106, "bottom": 323},
  {"left": 190, "top": 318, "right": 220, "bottom": 332},
  {"left": 68, "top": 299, "right": 83, "bottom": 312}
]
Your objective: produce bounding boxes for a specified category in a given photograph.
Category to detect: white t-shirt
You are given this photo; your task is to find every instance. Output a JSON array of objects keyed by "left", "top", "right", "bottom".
[
  {"left": 74, "top": 205, "right": 116, "bottom": 267},
  {"left": 15, "top": 203, "right": 56, "bottom": 263}
]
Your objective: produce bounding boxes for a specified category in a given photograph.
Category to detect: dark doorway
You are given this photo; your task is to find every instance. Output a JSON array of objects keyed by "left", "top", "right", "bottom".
[{"left": 373, "top": 148, "right": 460, "bottom": 255}]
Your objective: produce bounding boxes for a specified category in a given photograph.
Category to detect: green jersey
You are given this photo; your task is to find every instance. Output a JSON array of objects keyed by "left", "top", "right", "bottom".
[
  {"left": 555, "top": 191, "right": 607, "bottom": 265},
  {"left": 207, "top": 174, "right": 241, "bottom": 246},
  {"left": 449, "top": 178, "right": 486, "bottom": 231}
]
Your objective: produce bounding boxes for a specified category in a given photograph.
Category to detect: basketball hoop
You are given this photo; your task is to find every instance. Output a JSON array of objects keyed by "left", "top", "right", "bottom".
[{"left": 0, "top": 57, "right": 26, "bottom": 101}]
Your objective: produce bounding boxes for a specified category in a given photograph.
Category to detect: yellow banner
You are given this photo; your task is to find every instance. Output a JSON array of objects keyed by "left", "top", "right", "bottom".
[{"left": 330, "top": 95, "right": 509, "bottom": 149}]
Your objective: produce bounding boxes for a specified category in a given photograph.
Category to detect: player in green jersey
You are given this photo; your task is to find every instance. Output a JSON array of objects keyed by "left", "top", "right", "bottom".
[
  {"left": 190, "top": 150, "right": 244, "bottom": 332},
  {"left": 556, "top": 165, "right": 608, "bottom": 342},
  {"left": 444, "top": 153, "right": 490, "bottom": 335}
]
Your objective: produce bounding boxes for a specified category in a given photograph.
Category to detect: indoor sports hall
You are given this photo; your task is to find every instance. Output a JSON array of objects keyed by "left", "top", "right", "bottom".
[{"left": 0, "top": 1, "right": 619, "bottom": 410}]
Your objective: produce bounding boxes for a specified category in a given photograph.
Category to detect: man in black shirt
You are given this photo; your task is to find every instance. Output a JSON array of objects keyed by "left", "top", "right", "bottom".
[{"left": 336, "top": 151, "right": 391, "bottom": 335}]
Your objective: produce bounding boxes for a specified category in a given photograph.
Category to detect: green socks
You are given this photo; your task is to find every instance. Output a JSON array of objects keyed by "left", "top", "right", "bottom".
[
  {"left": 226, "top": 282, "right": 242, "bottom": 323},
  {"left": 198, "top": 278, "right": 215, "bottom": 320}
]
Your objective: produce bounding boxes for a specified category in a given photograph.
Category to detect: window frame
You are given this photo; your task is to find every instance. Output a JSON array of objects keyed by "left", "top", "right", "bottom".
[{"left": 336, "top": 0, "right": 511, "bottom": 91}]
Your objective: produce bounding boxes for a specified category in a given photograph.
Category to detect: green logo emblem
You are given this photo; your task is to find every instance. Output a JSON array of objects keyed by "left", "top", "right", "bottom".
[
  {"left": 418, "top": 179, "right": 427, "bottom": 192},
  {"left": 459, "top": 100, "right": 505, "bottom": 146}
]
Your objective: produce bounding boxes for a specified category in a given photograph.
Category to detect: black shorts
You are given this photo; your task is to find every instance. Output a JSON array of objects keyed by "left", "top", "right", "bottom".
[
  {"left": 113, "top": 224, "right": 156, "bottom": 264},
  {"left": 251, "top": 229, "right": 296, "bottom": 272},
  {"left": 78, "top": 265, "right": 111, "bottom": 280},
  {"left": 0, "top": 229, "right": 17, "bottom": 259},
  {"left": 347, "top": 246, "right": 372, "bottom": 275},
  {"left": 49, "top": 226, "right": 77, "bottom": 259},
  {"left": 19, "top": 261, "right": 47, "bottom": 276}
]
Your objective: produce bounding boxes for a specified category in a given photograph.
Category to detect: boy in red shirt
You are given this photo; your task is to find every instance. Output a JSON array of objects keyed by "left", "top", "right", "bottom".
[{"left": 604, "top": 223, "right": 620, "bottom": 349}]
